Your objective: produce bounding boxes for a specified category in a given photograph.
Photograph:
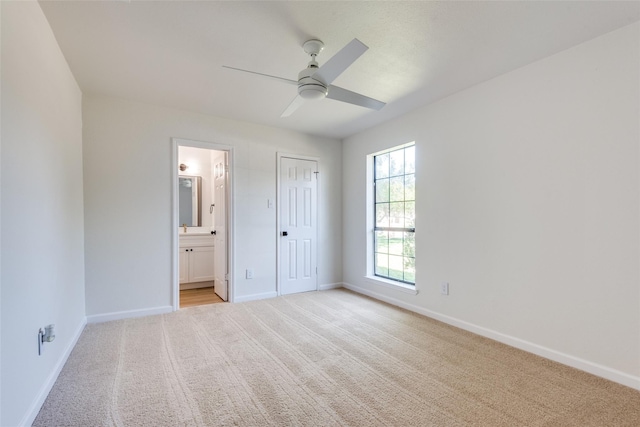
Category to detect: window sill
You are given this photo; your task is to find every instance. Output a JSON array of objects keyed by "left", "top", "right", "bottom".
[{"left": 364, "top": 276, "right": 418, "bottom": 295}]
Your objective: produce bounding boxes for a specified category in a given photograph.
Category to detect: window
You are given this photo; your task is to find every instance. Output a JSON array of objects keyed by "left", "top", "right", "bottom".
[{"left": 373, "top": 144, "right": 415, "bottom": 285}]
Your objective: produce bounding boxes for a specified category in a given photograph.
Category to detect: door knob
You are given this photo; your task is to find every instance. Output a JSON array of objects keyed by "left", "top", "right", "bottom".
[
  {"left": 281, "top": 231, "right": 288, "bottom": 236},
  {"left": 212, "top": 230, "right": 217, "bottom": 235}
]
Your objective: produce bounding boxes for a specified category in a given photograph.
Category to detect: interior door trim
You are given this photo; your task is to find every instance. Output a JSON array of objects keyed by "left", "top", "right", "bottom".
[{"left": 171, "top": 138, "right": 235, "bottom": 310}]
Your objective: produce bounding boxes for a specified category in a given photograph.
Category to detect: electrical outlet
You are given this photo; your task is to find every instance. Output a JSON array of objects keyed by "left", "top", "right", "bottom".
[
  {"left": 440, "top": 282, "right": 449, "bottom": 295},
  {"left": 38, "top": 324, "right": 56, "bottom": 355},
  {"left": 246, "top": 269, "right": 254, "bottom": 279}
]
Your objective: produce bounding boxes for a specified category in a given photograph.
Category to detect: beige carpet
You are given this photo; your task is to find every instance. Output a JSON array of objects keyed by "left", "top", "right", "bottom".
[{"left": 34, "top": 289, "right": 639, "bottom": 426}]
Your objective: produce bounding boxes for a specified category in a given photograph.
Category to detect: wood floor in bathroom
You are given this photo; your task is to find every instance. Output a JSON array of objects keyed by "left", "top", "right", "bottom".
[{"left": 180, "top": 287, "right": 225, "bottom": 308}]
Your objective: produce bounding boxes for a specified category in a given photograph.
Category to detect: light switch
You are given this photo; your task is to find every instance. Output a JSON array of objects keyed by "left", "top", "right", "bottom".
[{"left": 440, "top": 282, "right": 449, "bottom": 295}]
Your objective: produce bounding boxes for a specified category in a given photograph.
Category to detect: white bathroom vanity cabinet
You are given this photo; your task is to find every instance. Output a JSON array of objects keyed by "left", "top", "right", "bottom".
[{"left": 179, "top": 233, "right": 215, "bottom": 287}]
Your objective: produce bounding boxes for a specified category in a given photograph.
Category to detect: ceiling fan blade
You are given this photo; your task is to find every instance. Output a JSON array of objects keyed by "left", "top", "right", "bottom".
[
  {"left": 281, "top": 95, "right": 306, "bottom": 117},
  {"left": 312, "top": 38, "right": 368, "bottom": 85},
  {"left": 222, "top": 66, "right": 297, "bottom": 86},
  {"left": 326, "top": 85, "right": 385, "bottom": 111}
]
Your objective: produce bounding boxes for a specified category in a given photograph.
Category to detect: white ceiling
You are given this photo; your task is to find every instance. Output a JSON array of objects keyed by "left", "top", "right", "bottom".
[{"left": 39, "top": 1, "right": 640, "bottom": 139}]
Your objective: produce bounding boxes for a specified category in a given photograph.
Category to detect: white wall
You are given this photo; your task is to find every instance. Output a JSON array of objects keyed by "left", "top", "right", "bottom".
[
  {"left": 1, "top": 4, "right": 3, "bottom": 423},
  {"left": 343, "top": 22, "right": 640, "bottom": 387},
  {"left": 82, "top": 95, "right": 342, "bottom": 316},
  {"left": 1, "top": 2, "right": 86, "bottom": 426}
]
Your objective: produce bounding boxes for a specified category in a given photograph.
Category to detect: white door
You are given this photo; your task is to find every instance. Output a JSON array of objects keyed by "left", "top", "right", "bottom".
[
  {"left": 213, "top": 152, "right": 228, "bottom": 301},
  {"left": 279, "top": 157, "right": 318, "bottom": 295}
]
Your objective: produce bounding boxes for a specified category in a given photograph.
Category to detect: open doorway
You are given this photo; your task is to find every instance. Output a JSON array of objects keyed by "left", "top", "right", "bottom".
[{"left": 172, "top": 139, "right": 233, "bottom": 309}]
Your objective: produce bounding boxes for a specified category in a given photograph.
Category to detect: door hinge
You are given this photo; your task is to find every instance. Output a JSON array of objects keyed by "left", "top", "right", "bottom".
[
  {"left": 314, "top": 171, "right": 319, "bottom": 179},
  {"left": 225, "top": 273, "right": 229, "bottom": 280}
]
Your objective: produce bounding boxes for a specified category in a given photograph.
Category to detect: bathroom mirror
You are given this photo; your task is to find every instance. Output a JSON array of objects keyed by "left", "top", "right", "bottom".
[{"left": 178, "top": 175, "right": 202, "bottom": 227}]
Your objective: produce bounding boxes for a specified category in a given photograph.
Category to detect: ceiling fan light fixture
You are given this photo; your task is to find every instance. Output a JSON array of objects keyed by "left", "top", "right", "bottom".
[
  {"left": 297, "top": 67, "right": 327, "bottom": 100},
  {"left": 298, "top": 84, "right": 328, "bottom": 100}
]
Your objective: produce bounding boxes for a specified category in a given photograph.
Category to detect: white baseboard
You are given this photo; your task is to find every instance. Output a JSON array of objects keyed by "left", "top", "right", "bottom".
[
  {"left": 343, "top": 281, "right": 640, "bottom": 391},
  {"left": 319, "top": 282, "right": 343, "bottom": 291},
  {"left": 20, "top": 316, "right": 87, "bottom": 427},
  {"left": 86, "top": 305, "right": 173, "bottom": 324},
  {"left": 234, "top": 291, "right": 278, "bottom": 303},
  {"left": 180, "top": 281, "right": 213, "bottom": 290}
]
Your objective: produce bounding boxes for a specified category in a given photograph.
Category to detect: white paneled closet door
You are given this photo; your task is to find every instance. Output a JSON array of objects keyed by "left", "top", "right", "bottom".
[{"left": 279, "top": 157, "right": 318, "bottom": 295}]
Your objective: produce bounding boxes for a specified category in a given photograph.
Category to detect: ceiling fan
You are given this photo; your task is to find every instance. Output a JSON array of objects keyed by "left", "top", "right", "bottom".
[{"left": 223, "top": 38, "right": 386, "bottom": 117}]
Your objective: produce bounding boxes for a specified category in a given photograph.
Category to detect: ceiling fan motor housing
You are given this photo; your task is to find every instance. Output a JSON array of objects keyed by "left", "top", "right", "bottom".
[{"left": 297, "top": 67, "right": 327, "bottom": 100}]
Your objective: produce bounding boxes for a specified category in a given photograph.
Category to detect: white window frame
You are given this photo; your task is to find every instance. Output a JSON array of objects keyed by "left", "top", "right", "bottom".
[{"left": 365, "top": 142, "right": 418, "bottom": 295}]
